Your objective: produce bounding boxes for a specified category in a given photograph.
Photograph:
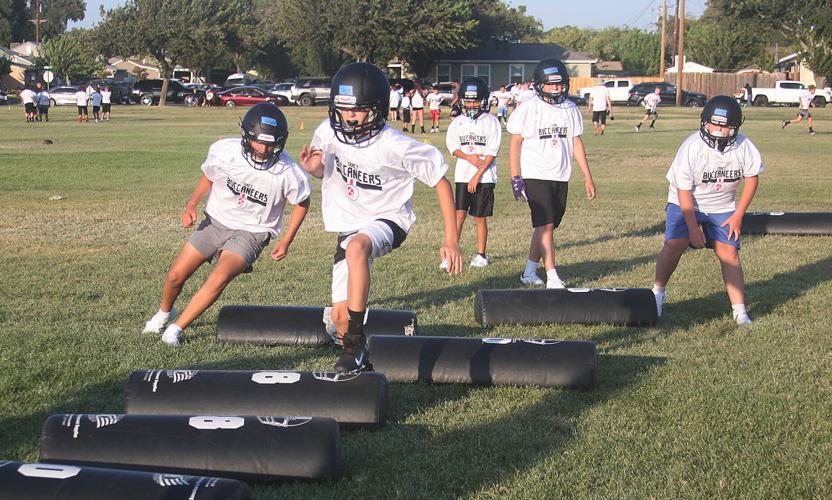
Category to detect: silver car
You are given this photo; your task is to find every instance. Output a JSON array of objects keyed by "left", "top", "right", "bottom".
[{"left": 48, "top": 86, "right": 82, "bottom": 106}]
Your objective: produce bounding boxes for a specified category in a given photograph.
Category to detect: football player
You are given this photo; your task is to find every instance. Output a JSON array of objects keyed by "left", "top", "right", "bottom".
[
  {"left": 299, "top": 62, "right": 462, "bottom": 373},
  {"left": 142, "top": 102, "right": 312, "bottom": 346},
  {"left": 445, "top": 77, "right": 502, "bottom": 269},
  {"left": 635, "top": 87, "right": 661, "bottom": 132},
  {"left": 508, "top": 58, "right": 597, "bottom": 289},
  {"left": 782, "top": 84, "right": 817, "bottom": 135},
  {"left": 652, "top": 96, "right": 762, "bottom": 325}
]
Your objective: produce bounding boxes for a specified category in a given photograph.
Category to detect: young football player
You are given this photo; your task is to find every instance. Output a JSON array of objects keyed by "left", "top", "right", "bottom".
[
  {"left": 492, "top": 85, "right": 512, "bottom": 128},
  {"left": 426, "top": 85, "right": 444, "bottom": 133},
  {"left": 35, "top": 83, "right": 50, "bottom": 122},
  {"left": 75, "top": 85, "right": 89, "bottom": 123},
  {"left": 635, "top": 87, "right": 661, "bottom": 132},
  {"left": 508, "top": 58, "right": 597, "bottom": 288},
  {"left": 299, "top": 62, "right": 462, "bottom": 373},
  {"left": 652, "top": 96, "right": 762, "bottom": 326},
  {"left": 782, "top": 84, "right": 817, "bottom": 135},
  {"left": 445, "top": 77, "right": 501, "bottom": 268},
  {"left": 142, "top": 103, "right": 312, "bottom": 346},
  {"left": 588, "top": 83, "right": 612, "bottom": 135},
  {"left": 20, "top": 85, "right": 36, "bottom": 123}
]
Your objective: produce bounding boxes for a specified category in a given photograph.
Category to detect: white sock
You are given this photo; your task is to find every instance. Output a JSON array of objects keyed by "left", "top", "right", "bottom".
[
  {"left": 523, "top": 260, "right": 538, "bottom": 277},
  {"left": 163, "top": 324, "right": 182, "bottom": 336},
  {"left": 731, "top": 304, "right": 747, "bottom": 318},
  {"left": 156, "top": 308, "right": 172, "bottom": 317},
  {"left": 652, "top": 285, "right": 666, "bottom": 295},
  {"left": 546, "top": 268, "right": 561, "bottom": 282}
]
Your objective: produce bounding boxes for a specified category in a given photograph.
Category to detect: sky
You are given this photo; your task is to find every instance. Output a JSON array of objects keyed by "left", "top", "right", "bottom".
[{"left": 69, "top": 0, "right": 707, "bottom": 31}]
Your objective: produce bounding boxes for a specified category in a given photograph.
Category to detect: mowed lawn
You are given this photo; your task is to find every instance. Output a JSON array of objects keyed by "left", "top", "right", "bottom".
[{"left": 0, "top": 101, "right": 830, "bottom": 499}]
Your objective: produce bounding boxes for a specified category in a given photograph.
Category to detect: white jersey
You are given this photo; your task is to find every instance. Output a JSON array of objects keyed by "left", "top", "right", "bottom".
[
  {"left": 310, "top": 120, "right": 448, "bottom": 233},
  {"left": 101, "top": 90, "right": 111, "bottom": 104},
  {"left": 401, "top": 95, "right": 411, "bottom": 110},
  {"left": 201, "top": 138, "right": 312, "bottom": 237},
  {"left": 643, "top": 92, "right": 661, "bottom": 112},
  {"left": 20, "top": 89, "right": 35, "bottom": 104},
  {"left": 506, "top": 95, "right": 584, "bottom": 181},
  {"left": 666, "top": 132, "right": 763, "bottom": 213},
  {"left": 426, "top": 92, "right": 443, "bottom": 110},
  {"left": 445, "top": 112, "right": 502, "bottom": 183},
  {"left": 75, "top": 91, "right": 88, "bottom": 106},
  {"left": 389, "top": 89, "right": 400, "bottom": 108},
  {"left": 492, "top": 90, "right": 512, "bottom": 108},
  {"left": 518, "top": 88, "right": 536, "bottom": 105},
  {"left": 590, "top": 86, "right": 610, "bottom": 112},
  {"left": 799, "top": 90, "right": 814, "bottom": 110},
  {"left": 411, "top": 91, "right": 425, "bottom": 108}
]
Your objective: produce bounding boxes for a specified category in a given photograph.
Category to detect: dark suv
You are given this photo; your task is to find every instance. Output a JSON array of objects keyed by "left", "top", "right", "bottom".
[
  {"left": 627, "top": 81, "right": 706, "bottom": 107},
  {"left": 290, "top": 77, "right": 331, "bottom": 106},
  {"left": 129, "top": 79, "right": 192, "bottom": 105}
]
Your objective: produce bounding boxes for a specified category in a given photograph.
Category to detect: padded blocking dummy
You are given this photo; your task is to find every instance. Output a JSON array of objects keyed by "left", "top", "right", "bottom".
[
  {"left": 742, "top": 212, "right": 832, "bottom": 235},
  {"left": 124, "top": 369, "right": 387, "bottom": 429}
]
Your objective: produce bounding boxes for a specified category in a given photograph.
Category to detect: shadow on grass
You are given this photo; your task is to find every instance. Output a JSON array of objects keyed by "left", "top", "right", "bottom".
[
  {"left": 559, "top": 221, "right": 665, "bottom": 251},
  {"left": 593, "top": 255, "right": 832, "bottom": 351}
]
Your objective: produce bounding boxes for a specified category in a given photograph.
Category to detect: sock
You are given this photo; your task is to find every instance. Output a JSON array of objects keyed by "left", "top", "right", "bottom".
[
  {"left": 478, "top": 252, "right": 487, "bottom": 258},
  {"left": 731, "top": 304, "right": 747, "bottom": 318},
  {"left": 809, "top": 127, "right": 814, "bottom": 133},
  {"left": 157, "top": 308, "right": 172, "bottom": 317},
  {"left": 652, "top": 285, "right": 666, "bottom": 295},
  {"left": 163, "top": 324, "right": 182, "bottom": 335},
  {"left": 523, "top": 259, "right": 538, "bottom": 277},
  {"left": 636, "top": 123, "right": 641, "bottom": 129},
  {"left": 347, "top": 309, "right": 366, "bottom": 337},
  {"left": 546, "top": 268, "right": 561, "bottom": 282}
]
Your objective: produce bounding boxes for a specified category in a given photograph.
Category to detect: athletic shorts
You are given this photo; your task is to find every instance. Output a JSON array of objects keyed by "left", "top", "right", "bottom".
[
  {"left": 798, "top": 109, "right": 811, "bottom": 119},
  {"left": 411, "top": 107, "right": 423, "bottom": 111},
  {"left": 430, "top": 109, "right": 440, "bottom": 120},
  {"left": 497, "top": 107, "right": 508, "bottom": 118},
  {"left": 645, "top": 109, "right": 657, "bottom": 116},
  {"left": 455, "top": 182, "right": 495, "bottom": 217},
  {"left": 77, "top": 106, "right": 88, "bottom": 115},
  {"left": 24, "top": 103, "right": 36, "bottom": 113},
  {"left": 402, "top": 109, "right": 411, "bottom": 123},
  {"left": 592, "top": 110, "right": 607, "bottom": 124},
  {"left": 331, "top": 219, "right": 406, "bottom": 303},
  {"left": 93, "top": 106, "right": 100, "bottom": 113},
  {"left": 102, "top": 103, "right": 111, "bottom": 113},
  {"left": 188, "top": 214, "right": 271, "bottom": 271},
  {"left": 664, "top": 203, "right": 740, "bottom": 249},
  {"left": 37, "top": 106, "right": 49, "bottom": 115},
  {"left": 524, "top": 179, "right": 568, "bottom": 228}
]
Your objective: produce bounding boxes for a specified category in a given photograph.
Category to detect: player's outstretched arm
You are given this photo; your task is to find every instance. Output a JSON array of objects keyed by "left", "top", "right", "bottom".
[
  {"left": 435, "top": 178, "right": 462, "bottom": 275},
  {"left": 182, "top": 175, "right": 212, "bottom": 228},
  {"left": 678, "top": 188, "right": 706, "bottom": 248},
  {"left": 572, "top": 136, "right": 596, "bottom": 200},
  {"left": 299, "top": 145, "right": 324, "bottom": 178},
  {"left": 272, "top": 197, "right": 310, "bottom": 261}
]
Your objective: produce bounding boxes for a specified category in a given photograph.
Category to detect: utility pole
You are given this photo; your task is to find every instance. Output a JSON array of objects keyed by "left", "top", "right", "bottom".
[
  {"left": 28, "top": 0, "right": 47, "bottom": 43},
  {"left": 675, "top": 0, "right": 685, "bottom": 106},
  {"left": 672, "top": 0, "right": 679, "bottom": 58},
  {"left": 659, "top": 0, "right": 668, "bottom": 79}
]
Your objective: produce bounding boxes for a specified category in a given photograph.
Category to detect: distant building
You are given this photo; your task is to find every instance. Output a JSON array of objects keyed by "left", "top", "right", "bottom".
[
  {"left": 427, "top": 40, "right": 596, "bottom": 87},
  {"left": 1, "top": 46, "right": 34, "bottom": 88},
  {"left": 665, "top": 56, "right": 714, "bottom": 74},
  {"left": 775, "top": 53, "right": 827, "bottom": 87}
]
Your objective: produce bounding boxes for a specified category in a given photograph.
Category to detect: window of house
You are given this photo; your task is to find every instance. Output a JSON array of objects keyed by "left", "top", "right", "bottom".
[
  {"left": 509, "top": 64, "right": 524, "bottom": 84},
  {"left": 436, "top": 64, "right": 450, "bottom": 84},
  {"left": 461, "top": 64, "right": 491, "bottom": 87}
]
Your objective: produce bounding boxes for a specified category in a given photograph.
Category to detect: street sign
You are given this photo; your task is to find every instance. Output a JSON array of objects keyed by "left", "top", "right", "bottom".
[{"left": 42, "top": 70, "right": 54, "bottom": 83}]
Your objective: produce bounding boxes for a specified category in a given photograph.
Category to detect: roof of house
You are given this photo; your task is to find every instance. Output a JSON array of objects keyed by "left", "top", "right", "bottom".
[
  {"left": 0, "top": 47, "right": 33, "bottom": 66},
  {"left": 436, "top": 40, "right": 596, "bottom": 64}
]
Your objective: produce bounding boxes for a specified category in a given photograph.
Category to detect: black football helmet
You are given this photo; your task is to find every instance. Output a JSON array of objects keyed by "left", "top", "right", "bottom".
[
  {"left": 700, "top": 95, "right": 744, "bottom": 152},
  {"left": 328, "top": 62, "right": 389, "bottom": 144},
  {"left": 458, "top": 77, "right": 490, "bottom": 120},
  {"left": 533, "top": 58, "right": 570, "bottom": 105},
  {"left": 240, "top": 102, "right": 288, "bottom": 170}
]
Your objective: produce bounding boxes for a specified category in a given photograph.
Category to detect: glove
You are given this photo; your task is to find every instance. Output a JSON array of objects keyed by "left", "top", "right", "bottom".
[
  {"left": 511, "top": 176, "right": 527, "bottom": 201},
  {"left": 608, "top": 113, "right": 615, "bottom": 121}
]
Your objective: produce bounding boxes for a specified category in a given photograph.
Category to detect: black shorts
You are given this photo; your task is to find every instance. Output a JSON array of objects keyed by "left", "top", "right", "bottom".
[
  {"left": 645, "top": 109, "right": 657, "bottom": 117},
  {"left": 525, "top": 179, "right": 568, "bottom": 228},
  {"left": 455, "top": 182, "right": 495, "bottom": 218},
  {"left": 24, "top": 103, "right": 36, "bottom": 113},
  {"left": 77, "top": 106, "right": 88, "bottom": 115},
  {"left": 93, "top": 106, "right": 100, "bottom": 113},
  {"left": 102, "top": 103, "right": 111, "bottom": 112},
  {"left": 411, "top": 107, "right": 423, "bottom": 111},
  {"left": 402, "top": 109, "right": 411, "bottom": 122},
  {"left": 37, "top": 106, "right": 49, "bottom": 115},
  {"left": 592, "top": 110, "right": 607, "bottom": 124}
]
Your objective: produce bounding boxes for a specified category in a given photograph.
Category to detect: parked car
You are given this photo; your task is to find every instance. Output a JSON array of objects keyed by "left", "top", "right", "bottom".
[
  {"left": 88, "top": 78, "right": 131, "bottom": 104},
  {"left": 751, "top": 80, "right": 831, "bottom": 107},
  {"left": 46, "top": 86, "right": 81, "bottom": 106},
  {"left": 290, "top": 77, "right": 331, "bottom": 106},
  {"left": 627, "top": 82, "right": 706, "bottom": 107},
  {"left": 432, "top": 82, "right": 456, "bottom": 105},
  {"left": 0, "top": 89, "right": 7, "bottom": 104},
  {"left": 578, "top": 79, "right": 634, "bottom": 103},
  {"left": 218, "top": 86, "right": 287, "bottom": 107},
  {"left": 224, "top": 73, "right": 255, "bottom": 87},
  {"left": 129, "top": 79, "right": 193, "bottom": 105},
  {"left": 568, "top": 94, "right": 587, "bottom": 106},
  {"left": 267, "top": 83, "right": 295, "bottom": 104}
]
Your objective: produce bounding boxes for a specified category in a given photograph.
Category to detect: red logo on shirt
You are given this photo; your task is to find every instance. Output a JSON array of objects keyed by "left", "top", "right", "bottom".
[{"left": 236, "top": 193, "right": 247, "bottom": 208}]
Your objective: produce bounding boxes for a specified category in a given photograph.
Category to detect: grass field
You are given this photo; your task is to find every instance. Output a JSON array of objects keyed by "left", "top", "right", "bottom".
[{"left": 1, "top": 101, "right": 830, "bottom": 499}]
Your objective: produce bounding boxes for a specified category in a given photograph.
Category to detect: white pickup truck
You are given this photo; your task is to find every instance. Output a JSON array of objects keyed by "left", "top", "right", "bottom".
[
  {"left": 578, "top": 79, "right": 633, "bottom": 103},
  {"left": 751, "top": 80, "right": 831, "bottom": 106}
]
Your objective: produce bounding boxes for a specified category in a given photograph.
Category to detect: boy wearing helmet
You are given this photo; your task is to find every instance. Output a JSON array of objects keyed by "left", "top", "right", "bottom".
[
  {"left": 445, "top": 77, "right": 502, "bottom": 268},
  {"left": 299, "top": 62, "right": 462, "bottom": 373},
  {"left": 508, "top": 58, "right": 597, "bottom": 289},
  {"left": 652, "top": 95, "right": 762, "bottom": 326},
  {"left": 142, "top": 103, "right": 312, "bottom": 346}
]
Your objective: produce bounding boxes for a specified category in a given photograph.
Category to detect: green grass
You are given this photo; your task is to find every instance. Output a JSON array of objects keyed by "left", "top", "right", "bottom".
[{"left": 1, "top": 102, "right": 831, "bottom": 498}]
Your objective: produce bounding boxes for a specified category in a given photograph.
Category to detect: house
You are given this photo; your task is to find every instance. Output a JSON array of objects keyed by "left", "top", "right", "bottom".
[
  {"left": 427, "top": 40, "right": 596, "bottom": 88},
  {"left": 775, "top": 53, "right": 827, "bottom": 87},
  {"left": 9, "top": 41, "right": 40, "bottom": 58},
  {"left": 665, "top": 56, "right": 714, "bottom": 74},
  {"left": 1, "top": 46, "right": 34, "bottom": 88},
  {"left": 107, "top": 57, "right": 162, "bottom": 80},
  {"left": 593, "top": 60, "right": 625, "bottom": 77}
]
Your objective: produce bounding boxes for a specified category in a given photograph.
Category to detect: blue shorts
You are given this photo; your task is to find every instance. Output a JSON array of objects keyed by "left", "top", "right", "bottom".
[
  {"left": 497, "top": 107, "right": 508, "bottom": 118},
  {"left": 665, "top": 203, "right": 740, "bottom": 248}
]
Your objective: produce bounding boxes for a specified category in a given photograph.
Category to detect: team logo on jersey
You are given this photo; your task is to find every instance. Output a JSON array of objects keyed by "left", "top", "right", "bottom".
[
  {"left": 346, "top": 183, "right": 358, "bottom": 201},
  {"left": 227, "top": 177, "right": 268, "bottom": 206},
  {"left": 334, "top": 155, "right": 382, "bottom": 195},
  {"left": 236, "top": 192, "right": 247, "bottom": 208},
  {"left": 538, "top": 125, "right": 568, "bottom": 145}
]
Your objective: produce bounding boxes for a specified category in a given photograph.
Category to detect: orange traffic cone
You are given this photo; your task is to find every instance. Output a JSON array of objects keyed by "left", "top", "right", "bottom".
[{"left": 299, "top": 121, "right": 305, "bottom": 131}]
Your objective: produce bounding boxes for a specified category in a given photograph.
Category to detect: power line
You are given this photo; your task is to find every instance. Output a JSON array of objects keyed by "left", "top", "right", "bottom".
[{"left": 624, "top": 0, "right": 656, "bottom": 28}]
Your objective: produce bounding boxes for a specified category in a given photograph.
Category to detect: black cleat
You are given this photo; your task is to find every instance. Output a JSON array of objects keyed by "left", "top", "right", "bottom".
[{"left": 333, "top": 344, "right": 372, "bottom": 373}]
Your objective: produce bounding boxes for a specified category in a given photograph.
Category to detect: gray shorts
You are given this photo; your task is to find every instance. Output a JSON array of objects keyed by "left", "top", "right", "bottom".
[
  {"left": 188, "top": 215, "right": 271, "bottom": 272},
  {"left": 798, "top": 109, "right": 811, "bottom": 119}
]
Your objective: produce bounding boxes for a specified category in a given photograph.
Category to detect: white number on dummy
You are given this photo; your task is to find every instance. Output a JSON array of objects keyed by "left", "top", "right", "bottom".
[
  {"left": 251, "top": 372, "right": 301, "bottom": 385},
  {"left": 188, "top": 416, "right": 245, "bottom": 430}
]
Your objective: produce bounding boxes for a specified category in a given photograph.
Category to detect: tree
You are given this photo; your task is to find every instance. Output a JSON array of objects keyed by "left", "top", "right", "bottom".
[
  {"left": 1, "top": 0, "right": 85, "bottom": 41},
  {"left": 468, "top": 1, "right": 542, "bottom": 43},
  {"left": 685, "top": 18, "right": 770, "bottom": 70},
  {"left": 541, "top": 26, "right": 662, "bottom": 75},
  {"left": 37, "top": 33, "right": 102, "bottom": 84}
]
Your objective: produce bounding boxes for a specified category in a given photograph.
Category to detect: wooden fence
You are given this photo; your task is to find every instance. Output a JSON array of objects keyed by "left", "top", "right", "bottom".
[{"left": 572, "top": 72, "right": 788, "bottom": 100}]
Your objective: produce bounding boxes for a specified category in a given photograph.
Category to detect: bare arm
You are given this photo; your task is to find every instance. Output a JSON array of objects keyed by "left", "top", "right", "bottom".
[
  {"left": 677, "top": 188, "right": 705, "bottom": 248},
  {"left": 271, "top": 197, "right": 310, "bottom": 261},
  {"left": 182, "top": 175, "right": 213, "bottom": 227},
  {"left": 435, "top": 177, "right": 462, "bottom": 275},
  {"left": 572, "top": 136, "right": 596, "bottom": 200}
]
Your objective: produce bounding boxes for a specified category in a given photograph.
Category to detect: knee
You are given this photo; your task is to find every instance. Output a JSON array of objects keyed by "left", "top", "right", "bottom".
[
  {"left": 165, "top": 267, "right": 187, "bottom": 288},
  {"left": 345, "top": 237, "right": 372, "bottom": 264},
  {"left": 662, "top": 239, "right": 688, "bottom": 253},
  {"left": 331, "top": 305, "right": 348, "bottom": 328}
]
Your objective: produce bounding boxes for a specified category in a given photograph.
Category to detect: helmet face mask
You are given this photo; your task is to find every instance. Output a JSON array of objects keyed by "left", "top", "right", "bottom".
[
  {"left": 329, "top": 63, "right": 389, "bottom": 145},
  {"left": 459, "top": 78, "right": 490, "bottom": 120},
  {"left": 699, "top": 96, "right": 743, "bottom": 152},
  {"left": 241, "top": 102, "right": 288, "bottom": 170},
  {"left": 533, "top": 58, "right": 570, "bottom": 105}
]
